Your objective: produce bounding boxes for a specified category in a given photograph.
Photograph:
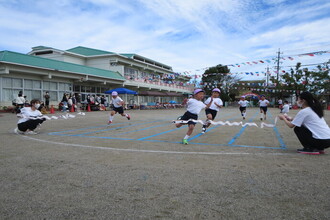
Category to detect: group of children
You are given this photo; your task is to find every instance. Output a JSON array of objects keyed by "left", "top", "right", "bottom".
[
  {"left": 238, "top": 95, "right": 290, "bottom": 121},
  {"left": 14, "top": 88, "right": 330, "bottom": 155}
]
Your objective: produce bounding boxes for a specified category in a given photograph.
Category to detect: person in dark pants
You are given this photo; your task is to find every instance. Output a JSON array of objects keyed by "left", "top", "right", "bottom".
[
  {"left": 44, "top": 91, "right": 50, "bottom": 110},
  {"left": 14, "top": 99, "right": 46, "bottom": 135},
  {"left": 278, "top": 92, "right": 330, "bottom": 155}
]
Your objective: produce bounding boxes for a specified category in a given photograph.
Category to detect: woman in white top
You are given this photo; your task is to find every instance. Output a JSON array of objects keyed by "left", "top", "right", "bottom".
[
  {"left": 175, "top": 89, "right": 213, "bottom": 144},
  {"left": 15, "top": 99, "right": 46, "bottom": 135},
  {"left": 278, "top": 92, "right": 330, "bottom": 155},
  {"left": 202, "top": 88, "right": 223, "bottom": 133}
]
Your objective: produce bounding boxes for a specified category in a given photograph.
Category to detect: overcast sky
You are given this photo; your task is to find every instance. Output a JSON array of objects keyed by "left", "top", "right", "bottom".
[{"left": 1, "top": 0, "right": 330, "bottom": 80}]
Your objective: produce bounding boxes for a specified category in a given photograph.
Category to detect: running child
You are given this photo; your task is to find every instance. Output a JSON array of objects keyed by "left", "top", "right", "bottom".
[
  {"left": 175, "top": 89, "right": 213, "bottom": 144},
  {"left": 108, "top": 91, "right": 130, "bottom": 124},
  {"left": 258, "top": 95, "right": 269, "bottom": 120},
  {"left": 202, "top": 88, "right": 223, "bottom": 133},
  {"left": 238, "top": 96, "right": 249, "bottom": 120},
  {"left": 14, "top": 99, "right": 46, "bottom": 134}
]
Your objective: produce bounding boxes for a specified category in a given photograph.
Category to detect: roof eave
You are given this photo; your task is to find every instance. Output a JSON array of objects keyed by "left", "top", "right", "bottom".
[{"left": 0, "top": 61, "right": 125, "bottom": 82}]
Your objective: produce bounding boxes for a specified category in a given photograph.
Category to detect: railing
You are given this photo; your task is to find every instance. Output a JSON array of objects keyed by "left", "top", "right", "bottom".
[{"left": 124, "top": 77, "right": 194, "bottom": 92}]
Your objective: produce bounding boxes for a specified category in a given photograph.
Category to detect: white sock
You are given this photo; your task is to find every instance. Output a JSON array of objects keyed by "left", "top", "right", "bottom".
[
  {"left": 243, "top": 112, "right": 246, "bottom": 117},
  {"left": 125, "top": 113, "right": 128, "bottom": 117},
  {"left": 260, "top": 113, "right": 263, "bottom": 118},
  {"left": 109, "top": 115, "right": 114, "bottom": 121},
  {"left": 184, "top": 135, "right": 190, "bottom": 139}
]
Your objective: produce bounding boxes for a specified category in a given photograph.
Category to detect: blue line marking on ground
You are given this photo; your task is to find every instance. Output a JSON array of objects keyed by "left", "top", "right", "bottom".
[
  {"left": 227, "top": 110, "right": 259, "bottom": 145},
  {"left": 48, "top": 122, "right": 129, "bottom": 135},
  {"left": 137, "top": 126, "right": 185, "bottom": 140},
  {"left": 77, "top": 135, "right": 134, "bottom": 140},
  {"left": 47, "top": 110, "right": 287, "bottom": 150},
  {"left": 268, "top": 112, "right": 287, "bottom": 149},
  {"left": 115, "top": 123, "right": 169, "bottom": 135},
  {"left": 143, "top": 139, "right": 283, "bottom": 149},
  {"left": 75, "top": 120, "right": 162, "bottom": 136}
]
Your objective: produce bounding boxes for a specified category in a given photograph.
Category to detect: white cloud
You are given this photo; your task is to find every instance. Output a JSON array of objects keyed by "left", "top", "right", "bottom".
[{"left": 0, "top": 0, "right": 329, "bottom": 80}]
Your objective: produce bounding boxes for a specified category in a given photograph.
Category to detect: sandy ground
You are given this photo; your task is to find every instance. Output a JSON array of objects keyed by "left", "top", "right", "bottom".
[{"left": 1, "top": 107, "right": 330, "bottom": 220}]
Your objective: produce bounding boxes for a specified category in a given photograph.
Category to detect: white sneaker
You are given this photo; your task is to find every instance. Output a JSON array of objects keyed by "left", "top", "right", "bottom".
[
  {"left": 25, "top": 130, "right": 38, "bottom": 135},
  {"left": 14, "top": 128, "right": 25, "bottom": 134}
]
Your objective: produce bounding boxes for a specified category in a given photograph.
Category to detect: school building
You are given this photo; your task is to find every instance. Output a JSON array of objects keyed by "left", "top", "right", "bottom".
[{"left": 0, "top": 46, "right": 194, "bottom": 107}]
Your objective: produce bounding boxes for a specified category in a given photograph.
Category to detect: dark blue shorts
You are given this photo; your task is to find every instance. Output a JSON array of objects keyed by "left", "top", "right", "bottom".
[
  {"left": 260, "top": 106, "right": 268, "bottom": 113},
  {"left": 113, "top": 106, "right": 124, "bottom": 114},
  {"left": 205, "top": 109, "right": 217, "bottom": 120},
  {"left": 239, "top": 106, "right": 246, "bottom": 113},
  {"left": 181, "top": 111, "right": 198, "bottom": 125}
]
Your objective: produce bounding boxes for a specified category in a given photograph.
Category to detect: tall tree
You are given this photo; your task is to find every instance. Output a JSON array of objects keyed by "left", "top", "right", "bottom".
[
  {"left": 201, "top": 64, "right": 241, "bottom": 101},
  {"left": 270, "top": 61, "right": 330, "bottom": 98}
]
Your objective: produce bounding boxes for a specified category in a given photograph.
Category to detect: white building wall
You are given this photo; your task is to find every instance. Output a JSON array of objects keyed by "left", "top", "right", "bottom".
[
  {"left": 109, "top": 65, "right": 124, "bottom": 76},
  {"left": 62, "top": 55, "right": 85, "bottom": 65},
  {"left": 36, "top": 53, "right": 65, "bottom": 62},
  {"left": 85, "top": 57, "right": 110, "bottom": 70}
]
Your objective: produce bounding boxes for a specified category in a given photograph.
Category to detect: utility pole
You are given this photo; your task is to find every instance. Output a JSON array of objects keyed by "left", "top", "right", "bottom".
[
  {"left": 276, "top": 48, "right": 281, "bottom": 83},
  {"left": 274, "top": 48, "right": 282, "bottom": 105},
  {"left": 266, "top": 66, "right": 270, "bottom": 87}
]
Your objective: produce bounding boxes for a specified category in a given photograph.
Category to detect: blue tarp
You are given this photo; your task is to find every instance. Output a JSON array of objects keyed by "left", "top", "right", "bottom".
[{"left": 104, "top": 87, "right": 138, "bottom": 95}]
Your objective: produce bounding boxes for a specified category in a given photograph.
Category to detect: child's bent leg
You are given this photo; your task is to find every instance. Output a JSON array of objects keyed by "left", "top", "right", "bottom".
[
  {"left": 175, "top": 123, "right": 182, "bottom": 128},
  {"left": 109, "top": 111, "right": 115, "bottom": 122},
  {"left": 187, "top": 124, "right": 195, "bottom": 136}
]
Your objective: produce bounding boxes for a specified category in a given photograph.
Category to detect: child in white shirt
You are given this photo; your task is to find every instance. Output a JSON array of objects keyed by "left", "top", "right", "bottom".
[{"left": 175, "top": 89, "right": 213, "bottom": 144}]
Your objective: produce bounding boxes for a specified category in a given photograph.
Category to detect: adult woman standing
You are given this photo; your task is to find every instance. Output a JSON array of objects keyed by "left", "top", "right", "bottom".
[{"left": 278, "top": 92, "right": 330, "bottom": 155}]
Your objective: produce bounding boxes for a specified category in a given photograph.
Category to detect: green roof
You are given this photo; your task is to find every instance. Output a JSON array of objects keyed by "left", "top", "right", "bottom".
[
  {"left": 31, "top": 46, "right": 54, "bottom": 50},
  {"left": 0, "top": 51, "right": 125, "bottom": 81},
  {"left": 66, "top": 46, "right": 115, "bottom": 56},
  {"left": 120, "top": 53, "right": 135, "bottom": 58}
]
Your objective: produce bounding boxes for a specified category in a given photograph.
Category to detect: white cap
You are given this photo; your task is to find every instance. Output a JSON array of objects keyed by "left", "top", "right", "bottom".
[{"left": 112, "top": 91, "right": 118, "bottom": 96}]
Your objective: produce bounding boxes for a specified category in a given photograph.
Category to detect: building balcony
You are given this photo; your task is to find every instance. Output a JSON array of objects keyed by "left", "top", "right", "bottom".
[{"left": 123, "top": 76, "right": 194, "bottom": 93}]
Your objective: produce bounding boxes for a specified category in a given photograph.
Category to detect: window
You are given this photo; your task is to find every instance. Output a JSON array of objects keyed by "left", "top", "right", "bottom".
[
  {"left": 59, "top": 82, "right": 72, "bottom": 92},
  {"left": 3, "top": 78, "right": 12, "bottom": 87},
  {"left": 44, "top": 81, "right": 58, "bottom": 90},
  {"left": 3, "top": 77, "right": 23, "bottom": 88},
  {"left": 25, "top": 80, "right": 33, "bottom": 89},
  {"left": 50, "top": 82, "right": 57, "bottom": 90},
  {"left": 74, "top": 85, "right": 80, "bottom": 92},
  {"left": 2, "top": 89, "right": 21, "bottom": 101},
  {"left": 2, "top": 78, "right": 23, "bottom": 101},
  {"left": 24, "top": 90, "right": 41, "bottom": 101},
  {"left": 13, "top": 78, "right": 23, "bottom": 88},
  {"left": 124, "top": 67, "right": 138, "bottom": 79},
  {"left": 47, "top": 91, "right": 58, "bottom": 101},
  {"left": 33, "top": 80, "right": 41, "bottom": 89}
]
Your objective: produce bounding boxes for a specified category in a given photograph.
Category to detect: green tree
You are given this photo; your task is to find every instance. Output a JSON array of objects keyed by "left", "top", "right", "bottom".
[
  {"left": 201, "top": 64, "right": 241, "bottom": 101},
  {"left": 270, "top": 61, "right": 330, "bottom": 98}
]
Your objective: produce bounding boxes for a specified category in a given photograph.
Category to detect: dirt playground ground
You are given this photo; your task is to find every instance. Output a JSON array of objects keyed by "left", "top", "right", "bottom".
[{"left": 1, "top": 107, "right": 330, "bottom": 219}]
